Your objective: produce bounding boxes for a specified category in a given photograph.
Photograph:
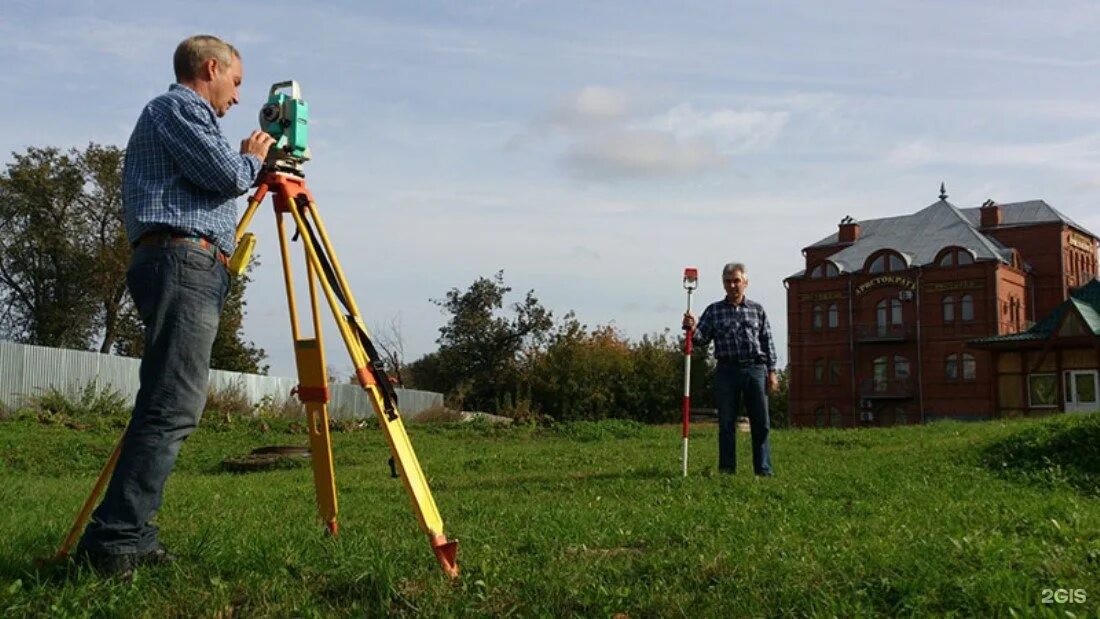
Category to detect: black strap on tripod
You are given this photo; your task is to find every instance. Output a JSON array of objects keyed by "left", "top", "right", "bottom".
[{"left": 293, "top": 194, "right": 400, "bottom": 421}]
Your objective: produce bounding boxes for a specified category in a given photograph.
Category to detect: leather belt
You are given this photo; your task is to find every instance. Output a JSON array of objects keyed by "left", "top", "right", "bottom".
[{"left": 135, "top": 231, "right": 229, "bottom": 267}]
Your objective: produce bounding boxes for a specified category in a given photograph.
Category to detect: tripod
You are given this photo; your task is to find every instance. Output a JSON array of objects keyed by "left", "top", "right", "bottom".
[{"left": 56, "top": 168, "right": 459, "bottom": 578}]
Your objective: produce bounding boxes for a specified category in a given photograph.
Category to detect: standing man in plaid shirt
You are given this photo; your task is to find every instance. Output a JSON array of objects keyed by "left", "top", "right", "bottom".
[
  {"left": 77, "top": 35, "right": 274, "bottom": 578},
  {"left": 682, "top": 262, "right": 778, "bottom": 476}
]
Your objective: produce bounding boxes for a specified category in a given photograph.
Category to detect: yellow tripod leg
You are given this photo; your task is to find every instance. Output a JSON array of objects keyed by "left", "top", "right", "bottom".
[
  {"left": 276, "top": 208, "right": 340, "bottom": 535},
  {"left": 295, "top": 339, "right": 339, "bottom": 535},
  {"left": 285, "top": 194, "right": 458, "bottom": 577},
  {"left": 54, "top": 435, "right": 124, "bottom": 559}
]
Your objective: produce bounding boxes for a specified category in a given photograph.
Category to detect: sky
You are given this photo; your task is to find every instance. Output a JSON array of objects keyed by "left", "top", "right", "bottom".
[{"left": 4, "top": 1, "right": 1100, "bottom": 380}]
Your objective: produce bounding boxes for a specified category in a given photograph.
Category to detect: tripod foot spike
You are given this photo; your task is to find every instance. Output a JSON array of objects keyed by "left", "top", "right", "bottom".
[
  {"left": 430, "top": 534, "right": 459, "bottom": 578},
  {"left": 326, "top": 519, "right": 339, "bottom": 537}
]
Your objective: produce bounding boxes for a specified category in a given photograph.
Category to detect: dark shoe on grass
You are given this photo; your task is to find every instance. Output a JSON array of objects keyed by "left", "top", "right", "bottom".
[
  {"left": 74, "top": 548, "right": 136, "bottom": 581},
  {"left": 135, "top": 543, "right": 177, "bottom": 567}
]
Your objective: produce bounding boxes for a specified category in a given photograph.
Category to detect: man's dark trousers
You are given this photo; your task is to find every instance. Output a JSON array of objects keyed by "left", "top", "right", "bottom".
[
  {"left": 80, "top": 242, "right": 229, "bottom": 555},
  {"left": 714, "top": 360, "right": 773, "bottom": 475}
]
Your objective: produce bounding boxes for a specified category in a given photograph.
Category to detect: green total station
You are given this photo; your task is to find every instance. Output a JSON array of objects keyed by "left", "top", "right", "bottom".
[{"left": 260, "top": 81, "right": 311, "bottom": 165}]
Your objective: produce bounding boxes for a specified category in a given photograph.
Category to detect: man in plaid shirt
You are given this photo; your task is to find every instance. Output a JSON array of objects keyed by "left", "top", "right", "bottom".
[
  {"left": 77, "top": 35, "right": 274, "bottom": 578},
  {"left": 683, "top": 262, "right": 777, "bottom": 476}
]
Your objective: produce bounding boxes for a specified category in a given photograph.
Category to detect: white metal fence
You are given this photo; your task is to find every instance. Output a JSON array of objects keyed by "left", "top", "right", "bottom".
[{"left": 0, "top": 340, "right": 442, "bottom": 420}]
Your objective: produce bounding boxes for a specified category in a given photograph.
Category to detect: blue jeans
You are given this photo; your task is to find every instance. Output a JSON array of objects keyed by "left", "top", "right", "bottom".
[
  {"left": 714, "top": 362, "right": 772, "bottom": 475},
  {"left": 80, "top": 243, "right": 229, "bottom": 555}
]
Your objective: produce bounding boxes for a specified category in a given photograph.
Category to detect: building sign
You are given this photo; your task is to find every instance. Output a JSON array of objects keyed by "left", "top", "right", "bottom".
[
  {"left": 1068, "top": 232, "right": 1094, "bottom": 251},
  {"left": 925, "top": 279, "right": 984, "bottom": 292},
  {"left": 855, "top": 275, "right": 915, "bottom": 296},
  {"left": 799, "top": 290, "right": 845, "bottom": 302}
]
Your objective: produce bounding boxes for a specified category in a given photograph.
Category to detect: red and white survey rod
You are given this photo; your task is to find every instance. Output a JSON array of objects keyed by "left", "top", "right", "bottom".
[{"left": 681, "top": 267, "right": 698, "bottom": 477}]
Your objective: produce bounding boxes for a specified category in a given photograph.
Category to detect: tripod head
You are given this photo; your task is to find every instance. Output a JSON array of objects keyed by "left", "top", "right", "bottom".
[{"left": 260, "top": 81, "right": 311, "bottom": 174}]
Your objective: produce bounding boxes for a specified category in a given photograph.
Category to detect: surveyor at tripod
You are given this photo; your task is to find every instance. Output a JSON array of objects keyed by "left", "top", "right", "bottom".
[
  {"left": 681, "top": 262, "right": 778, "bottom": 477},
  {"left": 75, "top": 34, "right": 274, "bottom": 577}
]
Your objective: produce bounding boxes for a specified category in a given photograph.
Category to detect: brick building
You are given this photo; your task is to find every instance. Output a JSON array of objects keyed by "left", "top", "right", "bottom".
[{"left": 785, "top": 186, "right": 1099, "bottom": 427}]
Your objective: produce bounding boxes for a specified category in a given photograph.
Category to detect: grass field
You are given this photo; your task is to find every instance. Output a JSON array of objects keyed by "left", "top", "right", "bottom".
[{"left": 1, "top": 410, "right": 1098, "bottom": 617}]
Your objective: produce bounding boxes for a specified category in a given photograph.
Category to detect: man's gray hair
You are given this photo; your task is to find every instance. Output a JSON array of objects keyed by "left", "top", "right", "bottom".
[
  {"left": 173, "top": 35, "right": 240, "bottom": 82},
  {"left": 722, "top": 262, "right": 747, "bottom": 277}
]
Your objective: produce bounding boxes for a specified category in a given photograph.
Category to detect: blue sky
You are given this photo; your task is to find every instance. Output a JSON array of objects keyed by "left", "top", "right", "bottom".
[{"left": 4, "top": 1, "right": 1100, "bottom": 379}]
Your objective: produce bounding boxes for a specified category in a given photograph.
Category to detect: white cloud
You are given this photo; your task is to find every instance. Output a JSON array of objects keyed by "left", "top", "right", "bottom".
[
  {"left": 545, "top": 85, "right": 629, "bottom": 129},
  {"left": 646, "top": 103, "right": 789, "bottom": 153},
  {"left": 563, "top": 129, "right": 726, "bottom": 180}
]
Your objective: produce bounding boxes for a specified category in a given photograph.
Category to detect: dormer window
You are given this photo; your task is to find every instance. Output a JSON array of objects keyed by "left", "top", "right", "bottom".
[
  {"left": 935, "top": 246, "right": 975, "bottom": 268},
  {"left": 808, "top": 261, "right": 840, "bottom": 279},
  {"left": 866, "top": 250, "right": 906, "bottom": 274}
]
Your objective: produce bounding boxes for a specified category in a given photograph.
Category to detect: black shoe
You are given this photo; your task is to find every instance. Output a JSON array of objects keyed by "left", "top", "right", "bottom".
[
  {"left": 74, "top": 548, "right": 136, "bottom": 580},
  {"left": 135, "top": 543, "right": 177, "bottom": 567}
]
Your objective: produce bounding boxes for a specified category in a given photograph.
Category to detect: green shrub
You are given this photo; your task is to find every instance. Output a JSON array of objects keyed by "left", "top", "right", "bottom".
[{"left": 22, "top": 383, "right": 129, "bottom": 420}]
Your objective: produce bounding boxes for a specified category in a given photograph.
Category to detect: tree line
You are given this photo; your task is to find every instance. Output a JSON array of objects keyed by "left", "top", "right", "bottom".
[
  {"left": 0, "top": 144, "right": 266, "bottom": 373},
  {"left": 403, "top": 271, "right": 790, "bottom": 425}
]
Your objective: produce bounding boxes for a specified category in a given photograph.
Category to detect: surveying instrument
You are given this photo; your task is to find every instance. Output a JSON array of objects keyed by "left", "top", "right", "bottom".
[{"left": 56, "top": 81, "right": 459, "bottom": 578}]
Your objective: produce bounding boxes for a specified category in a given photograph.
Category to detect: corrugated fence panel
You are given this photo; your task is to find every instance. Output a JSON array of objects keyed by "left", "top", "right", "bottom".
[{"left": 0, "top": 341, "right": 442, "bottom": 419}]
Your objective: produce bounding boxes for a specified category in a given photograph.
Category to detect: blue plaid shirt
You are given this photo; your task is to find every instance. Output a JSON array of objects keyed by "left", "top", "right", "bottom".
[
  {"left": 693, "top": 297, "right": 777, "bottom": 371},
  {"left": 123, "top": 84, "right": 262, "bottom": 255}
]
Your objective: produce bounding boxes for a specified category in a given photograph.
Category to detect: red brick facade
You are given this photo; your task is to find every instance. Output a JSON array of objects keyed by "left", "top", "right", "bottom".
[{"left": 786, "top": 199, "right": 1098, "bottom": 428}]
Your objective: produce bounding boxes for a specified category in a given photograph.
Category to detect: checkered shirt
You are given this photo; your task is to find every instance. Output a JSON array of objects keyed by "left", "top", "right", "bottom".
[
  {"left": 693, "top": 297, "right": 777, "bottom": 371},
  {"left": 122, "top": 84, "right": 262, "bottom": 255}
]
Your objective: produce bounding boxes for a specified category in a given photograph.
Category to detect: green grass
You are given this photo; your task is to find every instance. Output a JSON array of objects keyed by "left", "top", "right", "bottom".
[{"left": 1, "top": 413, "right": 1099, "bottom": 617}]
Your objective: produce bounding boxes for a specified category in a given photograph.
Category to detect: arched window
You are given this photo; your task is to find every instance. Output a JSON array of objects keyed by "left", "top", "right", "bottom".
[
  {"left": 827, "top": 303, "right": 839, "bottom": 328},
  {"left": 960, "top": 294, "right": 974, "bottom": 321},
  {"left": 828, "top": 359, "right": 841, "bottom": 385},
  {"left": 945, "top": 354, "right": 958, "bottom": 380},
  {"left": 829, "top": 406, "right": 842, "bottom": 427},
  {"left": 867, "top": 251, "right": 906, "bottom": 274},
  {"left": 814, "top": 359, "right": 825, "bottom": 384},
  {"left": 943, "top": 295, "right": 955, "bottom": 322},
  {"left": 812, "top": 304, "right": 823, "bottom": 329},
  {"left": 894, "top": 407, "right": 908, "bottom": 425},
  {"left": 876, "top": 298, "right": 903, "bottom": 332},
  {"left": 936, "top": 246, "right": 975, "bottom": 267},
  {"left": 808, "top": 261, "right": 840, "bottom": 279},
  {"left": 962, "top": 353, "right": 976, "bottom": 380},
  {"left": 814, "top": 407, "right": 826, "bottom": 428}
]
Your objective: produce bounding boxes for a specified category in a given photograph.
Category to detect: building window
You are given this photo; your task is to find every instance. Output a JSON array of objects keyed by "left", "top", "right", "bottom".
[
  {"left": 894, "top": 356, "right": 911, "bottom": 380},
  {"left": 812, "top": 304, "right": 823, "bottom": 329},
  {"left": 936, "top": 247, "right": 974, "bottom": 267},
  {"left": 943, "top": 295, "right": 955, "bottom": 322},
  {"left": 828, "top": 359, "right": 841, "bottom": 385},
  {"left": 1028, "top": 374, "right": 1058, "bottom": 407},
  {"left": 876, "top": 298, "right": 903, "bottom": 334},
  {"left": 960, "top": 294, "right": 974, "bottom": 321},
  {"left": 809, "top": 262, "right": 840, "bottom": 279},
  {"left": 945, "top": 354, "right": 958, "bottom": 380},
  {"left": 868, "top": 251, "right": 906, "bottom": 274},
  {"left": 827, "top": 303, "right": 839, "bottom": 328},
  {"left": 814, "top": 359, "right": 825, "bottom": 384},
  {"left": 829, "top": 406, "right": 842, "bottom": 427},
  {"left": 962, "top": 353, "right": 976, "bottom": 381},
  {"left": 873, "top": 356, "right": 888, "bottom": 391},
  {"left": 814, "top": 406, "right": 827, "bottom": 427}
]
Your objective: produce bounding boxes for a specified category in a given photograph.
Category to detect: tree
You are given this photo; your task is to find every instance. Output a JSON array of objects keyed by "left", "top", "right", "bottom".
[
  {"left": 410, "top": 271, "right": 553, "bottom": 411},
  {"left": 0, "top": 143, "right": 268, "bottom": 373},
  {"left": 373, "top": 313, "right": 408, "bottom": 386},
  {"left": 0, "top": 146, "right": 102, "bottom": 347}
]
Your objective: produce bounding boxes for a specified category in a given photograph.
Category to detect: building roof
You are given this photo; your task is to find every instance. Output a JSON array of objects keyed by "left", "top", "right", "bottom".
[
  {"left": 969, "top": 278, "right": 1100, "bottom": 346},
  {"left": 802, "top": 198, "right": 1094, "bottom": 278}
]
